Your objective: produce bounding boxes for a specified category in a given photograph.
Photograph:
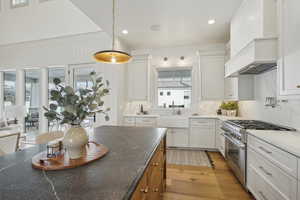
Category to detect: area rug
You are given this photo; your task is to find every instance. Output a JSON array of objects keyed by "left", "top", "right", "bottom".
[{"left": 167, "top": 149, "right": 213, "bottom": 168}]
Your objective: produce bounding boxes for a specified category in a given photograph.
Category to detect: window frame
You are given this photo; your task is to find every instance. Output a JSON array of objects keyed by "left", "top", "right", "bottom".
[
  {"left": 11, "top": 0, "right": 29, "bottom": 9},
  {"left": 154, "top": 66, "right": 194, "bottom": 109}
]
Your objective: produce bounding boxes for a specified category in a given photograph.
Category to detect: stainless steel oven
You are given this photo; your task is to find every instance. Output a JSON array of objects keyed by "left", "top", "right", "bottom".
[{"left": 224, "top": 132, "right": 246, "bottom": 187}]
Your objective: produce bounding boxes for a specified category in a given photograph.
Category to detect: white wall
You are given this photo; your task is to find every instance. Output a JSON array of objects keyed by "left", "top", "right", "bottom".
[
  {"left": 239, "top": 70, "right": 300, "bottom": 130},
  {"left": 0, "top": 0, "right": 101, "bottom": 45},
  {"left": 0, "top": 31, "right": 111, "bottom": 68},
  {"left": 0, "top": 31, "right": 127, "bottom": 128}
]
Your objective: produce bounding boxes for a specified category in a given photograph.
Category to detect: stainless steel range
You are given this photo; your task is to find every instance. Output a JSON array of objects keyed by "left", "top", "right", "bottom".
[{"left": 221, "top": 120, "right": 296, "bottom": 188}]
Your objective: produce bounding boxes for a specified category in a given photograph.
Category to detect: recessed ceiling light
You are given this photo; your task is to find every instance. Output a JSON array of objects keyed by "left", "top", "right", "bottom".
[
  {"left": 122, "top": 29, "right": 128, "bottom": 35},
  {"left": 208, "top": 19, "right": 216, "bottom": 25}
]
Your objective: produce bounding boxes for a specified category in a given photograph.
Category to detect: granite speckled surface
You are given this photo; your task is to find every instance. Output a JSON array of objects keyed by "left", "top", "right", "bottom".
[{"left": 0, "top": 126, "right": 167, "bottom": 200}]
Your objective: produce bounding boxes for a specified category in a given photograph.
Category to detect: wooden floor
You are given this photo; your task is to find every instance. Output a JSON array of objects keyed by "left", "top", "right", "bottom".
[{"left": 163, "top": 152, "right": 254, "bottom": 200}]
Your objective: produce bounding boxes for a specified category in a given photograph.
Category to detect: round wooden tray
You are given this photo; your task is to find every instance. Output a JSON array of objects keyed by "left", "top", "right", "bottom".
[{"left": 32, "top": 142, "right": 109, "bottom": 171}]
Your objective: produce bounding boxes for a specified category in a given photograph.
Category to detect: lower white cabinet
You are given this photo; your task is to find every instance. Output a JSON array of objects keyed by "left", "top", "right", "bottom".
[
  {"left": 215, "top": 120, "right": 225, "bottom": 157},
  {"left": 167, "top": 128, "right": 189, "bottom": 148},
  {"left": 247, "top": 136, "right": 297, "bottom": 200},
  {"left": 123, "top": 116, "right": 157, "bottom": 127},
  {"left": 189, "top": 119, "right": 216, "bottom": 149}
]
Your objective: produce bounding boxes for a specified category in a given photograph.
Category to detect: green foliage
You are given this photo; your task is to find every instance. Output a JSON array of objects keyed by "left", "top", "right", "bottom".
[
  {"left": 220, "top": 101, "right": 238, "bottom": 110},
  {"left": 43, "top": 71, "right": 110, "bottom": 126}
]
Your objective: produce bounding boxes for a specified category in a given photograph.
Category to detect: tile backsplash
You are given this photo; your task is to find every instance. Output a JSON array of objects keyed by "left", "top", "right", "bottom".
[{"left": 239, "top": 70, "right": 300, "bottom": 130}]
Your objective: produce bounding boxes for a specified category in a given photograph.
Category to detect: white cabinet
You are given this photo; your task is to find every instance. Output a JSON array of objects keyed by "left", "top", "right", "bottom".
[
  {"left": 278, "top": 0, "right": 300, "bottom": 98},
  {"left": 189, "top": 118, "right": 216, "bottom": 149},
  {"left": 127, "top": 55, "right": 150, "bottom": 101},
  {"left": 199, "top": 55, "right": 225, "bottom": 100},
  {"left": 135, "top": 117, "right": 157, "bottom": 127},
  {"left": 123, "top": 117, "right": 136, "bottom": 126},
  {"left": 247, "top": 135, "right": 298, "bottom": 200},
  {"left": 224, "top": 76, "right": 254, "bottom": 100},
  {"left": 123, "top": 116, "right": 157, "bottom": 127},
  {"left": 215, "top": 120, "right": 225, "bottom": 157},
  {"left": 230, "top": 0, "right": 277, "bottom": 57},
  {"left": 167, "top": 128, "right": 189, "bottom": 148}
]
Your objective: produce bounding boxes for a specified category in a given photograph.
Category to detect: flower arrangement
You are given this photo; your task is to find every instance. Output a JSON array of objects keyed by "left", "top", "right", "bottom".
[{"left": 43, "top": 71, "right": 110, "bottom": 126}]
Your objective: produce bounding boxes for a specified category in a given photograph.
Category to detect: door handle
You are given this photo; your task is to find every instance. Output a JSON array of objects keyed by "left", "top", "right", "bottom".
[
  {"left": 259, "top": 166, "right": 272, "bottom": 177},
  {"left": 258, "top": 146, "right": 272, "bottom": 154},
  {"left": 258, "top": 191, "right": 268, "bottom": 200}
]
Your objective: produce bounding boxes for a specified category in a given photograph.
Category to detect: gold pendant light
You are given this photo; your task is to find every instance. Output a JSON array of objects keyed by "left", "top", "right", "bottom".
[{"left": 94, "top": 0, "right": 132, "bottom": 64}]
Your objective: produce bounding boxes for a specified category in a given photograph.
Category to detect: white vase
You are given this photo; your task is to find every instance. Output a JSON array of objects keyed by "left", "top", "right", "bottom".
[{"left": 63, "top": 125, "right": 89, "bottom": 159}]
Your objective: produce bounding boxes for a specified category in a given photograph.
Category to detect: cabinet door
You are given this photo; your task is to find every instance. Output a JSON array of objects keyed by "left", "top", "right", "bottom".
[
  {"left": 172, "top": 129, "right": 189, "bottom": 147},
  {"left": 166, "top": 129, "right": 173, "bottom": 147},
  {"left": 278, "top": 0, "right": 300, "bottom": 97},
  {"left": 224, "top": 77, "right": 238, "bottom": 100},
  {"left": 128, "top": 60, "right": 149, "bottom": 100},
  {"left": 131, "top": 171, "right": 148, "bottom": 200},
  {"left": 189, "top": 127, "right": 215, "bottom": 149},
  {"left": 200, "top": 55, "right": 225, "bottom": 100}
]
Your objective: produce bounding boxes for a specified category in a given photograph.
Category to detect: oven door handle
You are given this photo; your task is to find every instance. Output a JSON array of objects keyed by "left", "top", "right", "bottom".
[{"left": 224, "top": 134, "right": 245, "bottom": 149}]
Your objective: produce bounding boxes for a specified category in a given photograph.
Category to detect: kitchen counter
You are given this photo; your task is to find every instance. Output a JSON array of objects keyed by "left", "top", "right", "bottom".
[
  {"left": 123, "top": 114, "right": 159, "bottom": 118},
  {"left": 188, "top": 115, "right": 245, "bottom": 121},
  {"left": 0, "top": 126, "right": 167, "bottom": 200},
  {"left": 247, "top": 130, "right": 300, "bottom": 158}
]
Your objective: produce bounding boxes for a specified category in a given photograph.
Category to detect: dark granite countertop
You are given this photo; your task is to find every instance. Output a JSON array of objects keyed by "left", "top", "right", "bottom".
[{"left": 0, "top": 126, "right": 167, "bottom": 200}]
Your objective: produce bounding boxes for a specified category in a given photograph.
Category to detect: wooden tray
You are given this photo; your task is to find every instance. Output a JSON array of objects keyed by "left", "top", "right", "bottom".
[{"left": 32, "top": 142, "right": 109, "bottom": 171}]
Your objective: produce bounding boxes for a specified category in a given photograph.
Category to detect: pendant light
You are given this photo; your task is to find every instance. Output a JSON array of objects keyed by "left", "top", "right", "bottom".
[{"left": 94, "top": 0, "right": 132, "bottom": 64}]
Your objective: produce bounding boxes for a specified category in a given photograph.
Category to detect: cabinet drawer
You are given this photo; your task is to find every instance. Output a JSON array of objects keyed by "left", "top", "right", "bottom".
[
  {"left": 136, "top": 118, "right": 157, "bottom": 127},
  {"left": 248, "top": 147, "right": 297, "bottom": 200},
  {"left": 248, "top": 165, "right": 289, "bottom": 200},
  {"left": 248, "top": 135, "right": 297, "bottom": 178},
  {"left": 190, "top": 119, "right": 215, "bottom": 128},
  {"left": 123, "top": 117, "right": 136, "bottom": 126}
]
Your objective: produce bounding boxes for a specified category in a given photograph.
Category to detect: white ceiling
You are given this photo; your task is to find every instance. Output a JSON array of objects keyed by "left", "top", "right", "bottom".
[{"left": 71, "top": 0, "right": 242, "bottom": 50}]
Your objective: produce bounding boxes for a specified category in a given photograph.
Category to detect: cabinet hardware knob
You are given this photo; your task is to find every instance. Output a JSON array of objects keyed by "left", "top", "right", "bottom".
[
  {"left": 297, "top": 85, "right": 300, "bottom": 88},
  {"left": 140, "top": 188, "right": 148, "bottom": 193},
  {"left": 154, "top": 188, "right": 159, "bottom": 192}
]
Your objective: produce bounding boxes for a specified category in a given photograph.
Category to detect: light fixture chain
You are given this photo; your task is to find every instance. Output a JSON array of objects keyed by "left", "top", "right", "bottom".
[{"left": 112, "top": 0, "right": 116, "bottom": 50}]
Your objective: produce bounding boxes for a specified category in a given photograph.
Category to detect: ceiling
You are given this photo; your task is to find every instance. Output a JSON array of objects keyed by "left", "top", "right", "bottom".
[{"left": 71, "top": 0, "right": 242, "bottom": 50}]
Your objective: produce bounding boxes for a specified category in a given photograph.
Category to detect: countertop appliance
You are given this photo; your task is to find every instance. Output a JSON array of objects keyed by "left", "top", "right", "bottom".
[{"left": 221, "top": 120, "right": 296, "bottom": 188}]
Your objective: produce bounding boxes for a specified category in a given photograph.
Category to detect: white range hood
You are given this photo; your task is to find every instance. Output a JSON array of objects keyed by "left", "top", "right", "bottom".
[{"left": 225, "top": 37, "right": 278, "bottom": 77}]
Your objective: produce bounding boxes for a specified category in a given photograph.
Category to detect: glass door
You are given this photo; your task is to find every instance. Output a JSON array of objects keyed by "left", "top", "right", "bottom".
[
  {"left": 24, "top": 69, "right": 40, "bottom": 134},
  {"left": 3, "top": 71, "right": 16, "bottom": 108},
  {"left": 48, "top": 67, "right": 66, "bottom": 131},
  {"left": 70, "top": 64, "right": 98, "bottom": 128}
]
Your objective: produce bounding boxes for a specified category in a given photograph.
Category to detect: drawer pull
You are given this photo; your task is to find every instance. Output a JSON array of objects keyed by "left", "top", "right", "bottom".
[
  {"left": 259, "top": 191, "right": 268, "bottom": 200},
  {"left": 152, "top": 162, "right": 159, "bottom": 166},
  {"left": 259, "top": 146, "right": 272, "bottom": 154},
  {"left": 154, "top": 188, "right": 159, "bottom": 192},
  {"left": 259, "top": 166, "right": 272, "bottom": 177},
  {"left": 140, "top": 188, "right": 148, "bottom": 193},
  {"left": 297, "top": 85, "right": 300, "bottom": 88}
]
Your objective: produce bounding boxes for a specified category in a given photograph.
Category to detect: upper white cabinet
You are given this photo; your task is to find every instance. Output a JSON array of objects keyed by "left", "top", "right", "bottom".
[
  {"left": 127, "top": 55, "right": 150, "bottom": 101},
  {"left": 278, "top": 0, "right": 300, "bottom": 98},
  {"left": 199, "top": 54, "right": 225, "bottom": 101},
  {"left": 230, "top": 0, "right": 277, "bottom": 57},
  {"left": 224, "top": 76, "right": 254, "bottom": 100}
]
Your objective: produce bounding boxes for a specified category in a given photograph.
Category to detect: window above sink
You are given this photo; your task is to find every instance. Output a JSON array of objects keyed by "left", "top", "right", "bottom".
[{"left": 156, "top": 67, "right": 192, "bottom": 109}]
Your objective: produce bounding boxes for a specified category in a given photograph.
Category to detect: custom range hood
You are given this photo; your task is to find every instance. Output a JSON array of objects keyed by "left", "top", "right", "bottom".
[{"left": 225, "top": 37, "right": 278, "bottom": 77}]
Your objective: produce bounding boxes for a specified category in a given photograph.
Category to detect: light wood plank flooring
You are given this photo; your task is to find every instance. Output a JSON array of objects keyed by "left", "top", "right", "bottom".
[{"left": 164, "top": 152, "right": 254, "bottom": 200}]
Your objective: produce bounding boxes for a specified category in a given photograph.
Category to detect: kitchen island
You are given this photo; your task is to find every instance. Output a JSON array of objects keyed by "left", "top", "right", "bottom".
[{"left": 0, "top": 126, "right": 167, "bottom": 200}]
